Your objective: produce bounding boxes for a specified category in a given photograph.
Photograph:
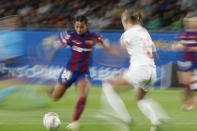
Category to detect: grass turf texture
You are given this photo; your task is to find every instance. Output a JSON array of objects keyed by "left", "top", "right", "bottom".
[{"left": 0, "top": 82, "right": 197, "bottom": 131}]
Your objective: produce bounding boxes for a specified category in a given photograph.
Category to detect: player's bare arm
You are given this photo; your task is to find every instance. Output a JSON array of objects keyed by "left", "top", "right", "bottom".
[
  {"left": 154, "top": 41, "right": 184, "bottom": 51},
  {"left": 43, "top": 35, "right": 62, "bottom": 50},
  {"left": 42, "top": 35, "right": 64, "bottom": 61},
  {"left": 188, "top": 47, "right": 197, "bottom": 52},
  {"left": 101, "top": 39, "right": 120, "bottom": 57}
]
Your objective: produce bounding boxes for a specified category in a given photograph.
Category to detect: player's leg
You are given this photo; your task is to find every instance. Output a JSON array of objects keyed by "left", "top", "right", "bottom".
[
  {"left": 102, "top": 74, "right": 132, "bottom": 124},
  {"left": 186, "top": 64, "right": 197, "bottom": 110},
  {"left": 50, "top": 83, "right": 68, "bottom": 101},
  {"left": 187, "top": 64, "right": 197, "bottom": 110},
  {"left": 66, "top": 73, "right": 90, "bottom": 130},
  {"left": 178, "top": 71, "right": 194, "bottom": 110},
  {"left": 136, "top": 88, "right": 161, "bottom": 126},
  {"left": 185, "top": 72, "right": 197, "bottom": 110},
  {"left": 71, "top": 78, "right": 90, "bottom": 122},
  {"left": 177, "top": 62, "right": 195, "bottom": 110},
  {"left": 135, "top": 87, "right": 147, "bottom": 100},
  {"left": 49, "top": 69, "right": 75, "bottom": 101},
  {"left": 137, "top": 93, "right": 170, "bottom": 131},
  {"left": 136, "top": 67, "right": 169, "bottom": 131}
]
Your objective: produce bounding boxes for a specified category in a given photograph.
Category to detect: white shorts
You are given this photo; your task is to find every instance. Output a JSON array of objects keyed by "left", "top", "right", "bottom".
[{"left": 123, "top": 66, "right": 156, "bottom": 92}]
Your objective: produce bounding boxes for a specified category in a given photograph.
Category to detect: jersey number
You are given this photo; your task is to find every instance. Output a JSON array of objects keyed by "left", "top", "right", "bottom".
[{"left": 61, "top": 69, "right": 72, "bottom": 80}]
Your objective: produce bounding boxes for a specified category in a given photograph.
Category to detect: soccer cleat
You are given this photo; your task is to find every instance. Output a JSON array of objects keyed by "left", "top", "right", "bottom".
[
  {"left": 150, "top": 124, "right": 160, "bottom": 131},
  {"left": 66, "top": 121, "right": 80, "bottom": 131},
  {"left": 182, "top": 103, "right": 195, "bottom": 111}
]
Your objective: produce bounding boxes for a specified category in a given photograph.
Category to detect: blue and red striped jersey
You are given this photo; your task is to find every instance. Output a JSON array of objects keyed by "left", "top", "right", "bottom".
[
  {"left": 179, "top": 31, "right": 197, "bottom": 62},
  {"left": 58, "top": 30, "right": 104, "bottom": 73}
]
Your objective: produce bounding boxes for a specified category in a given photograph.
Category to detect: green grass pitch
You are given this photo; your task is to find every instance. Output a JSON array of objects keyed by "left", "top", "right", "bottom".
[{"left": 0, "top": 81, "right": 197, "bottom": 131}]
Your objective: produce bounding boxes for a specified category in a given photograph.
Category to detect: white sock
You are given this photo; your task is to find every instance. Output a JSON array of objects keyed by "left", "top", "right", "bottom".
[
  {"left": 102, "top": 82, "right": 131, "bottom": 123},
  {"left": 138, "top": 99, "right": 169, "bottom": 125}
]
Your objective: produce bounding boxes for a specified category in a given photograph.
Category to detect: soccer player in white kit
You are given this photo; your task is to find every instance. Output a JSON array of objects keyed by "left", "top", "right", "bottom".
[{"left": 102, "top": 9, "right": 169, "bottom": 131}]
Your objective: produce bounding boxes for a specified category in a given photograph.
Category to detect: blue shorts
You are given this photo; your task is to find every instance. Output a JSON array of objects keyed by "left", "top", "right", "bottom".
[
  {"left": 177, "top": 61, "right": 197, "bottom": 72},
  {"left": 58, "top": 68, "right": 90, "bottom": 87}
]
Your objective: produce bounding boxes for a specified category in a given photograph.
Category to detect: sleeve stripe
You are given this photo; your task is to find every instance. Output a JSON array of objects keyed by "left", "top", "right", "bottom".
[
  {"left": 58, "top": 33, "right": 68, "bottom": 46},
  {"left": 58, "top": 34, "right": 66, "bottom": 46},
  {"left": 60, "top": 32, "right": 68, "bottom": 44},
  {"left": 62, "top": 31, "right": 67, "bottom": 39}
]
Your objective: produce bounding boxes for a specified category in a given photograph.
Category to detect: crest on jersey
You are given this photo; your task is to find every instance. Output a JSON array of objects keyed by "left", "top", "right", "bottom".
[{"left": 85, "top": 40, "right": 93, "bottom": 45}]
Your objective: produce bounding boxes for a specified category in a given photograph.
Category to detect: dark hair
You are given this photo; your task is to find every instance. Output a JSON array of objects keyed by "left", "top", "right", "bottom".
[
  {"left": 75, "top": 15, "right": 88, "bottom": 24},
  {"left": 121, "top": 9, "right": 143, "bottom": 24}
]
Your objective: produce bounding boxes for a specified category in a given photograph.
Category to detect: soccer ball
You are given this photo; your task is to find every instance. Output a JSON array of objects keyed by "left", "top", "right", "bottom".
[{"left": 43, "top": 112, "right": 61, "bottom": 130}]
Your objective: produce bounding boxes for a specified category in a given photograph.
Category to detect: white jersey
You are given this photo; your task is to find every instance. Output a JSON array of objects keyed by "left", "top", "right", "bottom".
[{"left": 121, "top": 24, "right": 156, "bottom": 68}]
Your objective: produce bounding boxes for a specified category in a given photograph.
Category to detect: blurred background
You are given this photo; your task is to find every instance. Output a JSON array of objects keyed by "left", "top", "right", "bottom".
[
  {"left": 1, "top": 0, "right": 197, "bottom": 87},
  {"left": 0, "top": 0, "right": 196, "bottom": 30},
  {"left": 0, "top": 0, "right": 197, "bottom": 131}
]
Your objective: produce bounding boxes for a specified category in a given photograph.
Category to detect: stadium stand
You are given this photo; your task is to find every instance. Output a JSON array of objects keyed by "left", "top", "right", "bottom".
[{"left": 0, "top": 0, "right": 196, "bottom": 30}]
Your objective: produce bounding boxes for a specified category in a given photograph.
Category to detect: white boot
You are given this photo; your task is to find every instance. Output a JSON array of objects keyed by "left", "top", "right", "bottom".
[{"left": 66, "top": 121, "right": 80, "bottom": 131}]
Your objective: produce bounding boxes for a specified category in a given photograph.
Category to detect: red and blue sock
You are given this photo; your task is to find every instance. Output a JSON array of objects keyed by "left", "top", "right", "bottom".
[{"left": 72, "top": 97, "right": 87, "bottom": 122}]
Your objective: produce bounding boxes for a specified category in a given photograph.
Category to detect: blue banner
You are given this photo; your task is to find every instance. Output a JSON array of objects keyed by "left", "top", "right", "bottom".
[
  {"left": 0, "top": 30, "right": 25, "bottom": 61},
  {"left": 0, "top": 30, "right": 181, "bottom": 87}
]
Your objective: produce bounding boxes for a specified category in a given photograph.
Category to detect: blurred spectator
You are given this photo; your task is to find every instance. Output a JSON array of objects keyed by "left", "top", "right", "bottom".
[{"left": 0, "top": 0, "right": 196, "bottom": 30}]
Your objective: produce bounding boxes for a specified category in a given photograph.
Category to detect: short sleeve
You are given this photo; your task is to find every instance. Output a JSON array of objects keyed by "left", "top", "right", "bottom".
[
  {"left": 120, "top": 34, "right": 125, "bottom": 46},
  {"left": 120, "top": 33, "right": 129, "bottom": 47},
  {"left": 58, "top": 30, "right": 72, "bottom": 46},
  {"left": 123, "top": 32, "right": 131, "bottom": 43}
]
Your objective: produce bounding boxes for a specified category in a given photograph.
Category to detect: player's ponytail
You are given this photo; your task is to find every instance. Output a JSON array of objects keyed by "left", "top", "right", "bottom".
[
  {"left": 135, "top": 11, "right": 143, "bottom": 24},
  {"left": 121, "top": 9, "right": 144, "bottom": 25}
]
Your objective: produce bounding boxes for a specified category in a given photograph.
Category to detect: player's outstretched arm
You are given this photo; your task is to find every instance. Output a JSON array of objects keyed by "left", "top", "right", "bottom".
[
  {"left": 170, "top": 41, "right": 184, "bottom": 51},
  {"left": 42, "top": 35, "right": 63, "bottom": 51},
  {"left": 188, "top": 47, "right": 197, "bottom": 52},
  {"left": 154, "top": 41, "right": 184, "bottom": 51},
  {"left": 101, "top": 39, "right": 120, "bottom": 57},
  {"left": 42, "top": 35, "right": 63, "bottom": 62},
  {"left": 170, "top": 41, "right": 197, "bottom": 52}
]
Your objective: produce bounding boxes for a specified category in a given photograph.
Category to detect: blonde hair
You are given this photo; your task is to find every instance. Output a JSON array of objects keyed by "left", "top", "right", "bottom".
[{"left": 121, "top": 9, "right": 143, "bottom": 24}]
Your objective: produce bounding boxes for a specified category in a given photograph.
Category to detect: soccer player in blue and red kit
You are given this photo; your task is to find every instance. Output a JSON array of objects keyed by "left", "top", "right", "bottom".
[
  {"left": 177, "top": 16, "right": 197, "bottom": 110},
  {"left": 45, "top": 15, "right": 118, "bottom": 130}
]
